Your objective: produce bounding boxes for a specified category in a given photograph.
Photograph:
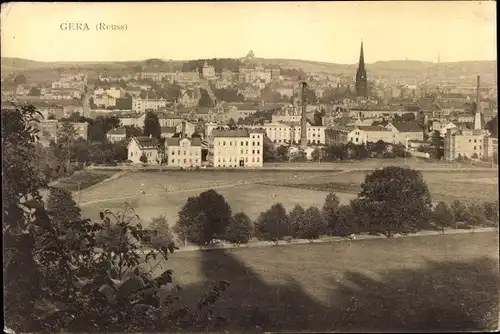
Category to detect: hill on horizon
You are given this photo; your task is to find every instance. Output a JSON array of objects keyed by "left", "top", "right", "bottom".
[{"left": 1, "top": 56, "right": 496, "bottom": 80}]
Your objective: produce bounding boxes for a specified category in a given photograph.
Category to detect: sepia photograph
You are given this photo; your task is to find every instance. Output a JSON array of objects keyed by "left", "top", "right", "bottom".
[{"left": 1, "top": 1, "right": 498, "bottom": 332}]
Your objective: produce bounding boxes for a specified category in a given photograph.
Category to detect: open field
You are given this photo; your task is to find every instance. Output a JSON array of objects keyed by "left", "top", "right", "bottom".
[
  {"left": 79, "top": 170, "right": 354, "bottom": 225},
  {"left": 158, "top": 232, "right": 499, "bottom": 332},
  {"left": 263, "top": 170, "right": 499, "bottom": 203},
  {"left": 77, "top": 168, "right": 498, "bottom": 226}
]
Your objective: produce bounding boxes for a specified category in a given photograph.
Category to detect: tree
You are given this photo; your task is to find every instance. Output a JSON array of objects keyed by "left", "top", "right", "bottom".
[
  {"left": 451, "top": 200, "right": 468, "bottom": 226},
  {"left": 276, "top": 145, "right": 289, "bottom": 162},
  {"left": 227, "top": 118, "right": 237, "bottom": 129},
  {"left": 46, "top": 187, "right": 82, "bottom": 225},
  {"left": 429, "top": 130, "right": 444, "bottom": 160},
  {"left": 322, "top": 192, "right": 340, "bottom": 235},
  {"left": 148, "top": 215, "right": 175, "bottom": 248},
  {"left": 355, "top": 167, "right": 433, "bottom": 237},
  {"left": 143, "top": 111, "right": 161, "bottom": 138},
  {"left": 139, "top": 152, "right": 148, "bottom": 164},
  {"left": 198, "top": 88, "right": 214, "bottom": 107},
  {"left": 223, "top": 212, "right": 254, "bottom": 246},
  {"left": 13, "top": 74, "right": 27, "bottom": 85},
  {"left": 28, "top": 87, "right": 41, "bottom": 96},
  {"left": 254, "top": 203, "right": 290, "bottom": 245},
  {"left": 311, "top": 148, "right": 322, "bottom": 161},
  {"left": 291, "top": 149, "right": 307, "bottom": 162},
  {"left": 313, "top": 111, "right": 324, "bottom": 126},
  {"left": 175, "top": 190, "right": 232, "bottom": 246},
  {"left": 482, "top": 201, "right": 499, "bottom": 226},
  {"left": 263, "top": 135, "right": 277, "bottom": 162},
  {"left": 432, "top": 201, "right": 454, "bottom": 234},
  {"left": 124, "top": 125, "right": 143, "bottom": 138},
  {"left": 3, "top": 104, "right": 46, "bottom": 332},
  {"left": 295, "top": 206, "right": 326, "bottom": 241},
  {"left": 467, "top": 202, "right": 486, "bottom": 232},
  {"left": 289, "top": 204, "right": 305, "bottom": 237},
  {"left": 486, "top": 115, "right": 498, "bottom": 138},
  {"left": 336, "top": 204, "right": 358, "bottom": 236}
]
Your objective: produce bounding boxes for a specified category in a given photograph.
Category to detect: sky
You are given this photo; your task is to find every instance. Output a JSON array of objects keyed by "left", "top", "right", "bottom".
[{"left": 1, "top": 1, "right": 496, "bottom": 64}]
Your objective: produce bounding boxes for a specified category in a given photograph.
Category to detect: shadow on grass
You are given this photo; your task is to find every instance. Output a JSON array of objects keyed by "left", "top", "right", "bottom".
[{"left": 177, "top": 250, "right": 499, "bottom": 332}]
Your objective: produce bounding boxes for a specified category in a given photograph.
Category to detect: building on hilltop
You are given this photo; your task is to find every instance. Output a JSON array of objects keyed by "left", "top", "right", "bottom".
[{"left": 355, "top": 41, "right": 368, "bottom": 98}]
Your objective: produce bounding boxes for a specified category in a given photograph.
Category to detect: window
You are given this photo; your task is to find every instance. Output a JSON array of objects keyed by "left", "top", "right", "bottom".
[
  {"left": 355, "top": 138, "right": 359, "bottom": 142},
  {"left": 223, "top": 141, "right": 226, "bottom": 146},
  {"left": 230, "top": 141, "right": 232, "bottom": 146},
  {"left": 195, "top": 159, "right": 198, "bottom": 163},
  {"left": 474, "top": 146, "right": 476, "bottom": 150},
  {"left": 183, "top": 151, "right": 186, "bottom": 155},
  {"left": 257, "top": 157, "right": 260, "bottom": 162},
  {"left": 474, "top": 139, "right": 477, "bottom": 143},
  {"left": 252, "top": 150, "right": 255, "bottom": 154},
  {"left": 479, "top": 146, "right": 482, "bottom": 150},
  {"left": 184, "top": 159, "right": 186, "bottom": 163},
  {"left": 171, "top": 159, "right": 175, "bottom": 163},
  {"left": 246, "top": 141, "right": 248, "bottom": 146},
  {"left": 241, "top": 141, "right": 244, "bottom": 146}
]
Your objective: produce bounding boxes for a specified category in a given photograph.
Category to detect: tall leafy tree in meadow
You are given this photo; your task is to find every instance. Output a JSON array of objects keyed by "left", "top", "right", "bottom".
[
  {"left": 336, "top": 204, "right": 358, "bottom": 236},
  {"left": 354, "top": 167, "right": 433, "bottom": 238},
  {"left": 143, "top": 111, "right": 162, "bottom": 138},
  {"left": 432, "top": 201, "right": 454, "bottom": 234},
  {"left": 295, "top": 206, "right": 327, "bottom": 241},
  {"left": 223, "top": 212, "right": 254, "bottom": 246},
  {"left": 289, "top": 204, "right": 305, "bottom": 237},
  {"left": 254, "top": 203, "right": 290, "bottom": 245},
  {"left": 322, "top": 192, "right": 340, "bottom": 235},
  {"left": 175, "top": 190, "right": 232, "bottom": 246}
]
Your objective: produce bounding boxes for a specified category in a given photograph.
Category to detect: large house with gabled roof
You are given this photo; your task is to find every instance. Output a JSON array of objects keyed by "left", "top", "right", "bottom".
[{"left": 127, "top": 136, "right": 163, "bottom": 164}]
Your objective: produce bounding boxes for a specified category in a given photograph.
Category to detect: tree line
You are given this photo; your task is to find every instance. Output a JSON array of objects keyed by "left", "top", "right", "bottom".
[{"left": 169, "top": 167, "right": 498, "bottom": 247}]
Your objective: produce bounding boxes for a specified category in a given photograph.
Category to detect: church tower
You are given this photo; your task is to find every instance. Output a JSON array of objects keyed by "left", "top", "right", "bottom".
[{"left": 355, "top": 41, "right": 368, "bottom": 97}]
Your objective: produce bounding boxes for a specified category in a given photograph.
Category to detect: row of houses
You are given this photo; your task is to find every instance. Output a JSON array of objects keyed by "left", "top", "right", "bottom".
[{"left": 126, "top": 128, "right": 265, "bottom": 168}]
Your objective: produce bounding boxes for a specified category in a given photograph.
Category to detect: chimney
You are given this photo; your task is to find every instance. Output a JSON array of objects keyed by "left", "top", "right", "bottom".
[
  {"left": 474, "top": 75, "right": 482, "bottom": 130},
  {"left": 182, "top": 120, "right": 187, "bottom": 138},
  {"left": 149, "top": 134, "right": 152, "bottom": 139},
  {"left": 300, "top": 81, "right": 308, "bottom": 148}
]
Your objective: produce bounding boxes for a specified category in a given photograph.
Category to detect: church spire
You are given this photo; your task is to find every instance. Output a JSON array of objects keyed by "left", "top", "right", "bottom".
[{"left": 355, "top": 41, "right": 368, "bottom": 97}]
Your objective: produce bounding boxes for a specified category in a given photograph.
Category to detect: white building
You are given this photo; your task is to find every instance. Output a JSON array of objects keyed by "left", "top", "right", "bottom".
[
  {"left": 202, "top": 61, "right": 216, "bottom": 79},
  {"left": 243, "top": 121, "right": 326, "bottom": 145},
  {"left": 212, "top": 129, "right": 265, "bottom": 168},
  {"left": 132, "top": 97, "right": 167, "bottom": 113},
  {"left": 106, "top": 128, "right": 127, "bottom": 143},
  {"left": 165, "top": 137, "right": 202, "bottom": 168},
  {"left": 127, "top": 136, "right": 162, "bottom": 164}
]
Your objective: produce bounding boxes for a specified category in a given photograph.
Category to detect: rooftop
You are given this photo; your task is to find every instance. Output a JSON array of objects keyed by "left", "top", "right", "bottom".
[
  {"left": 211, "top": 129, "right": 251, "bottom": 138},
  {"left": 165, "top": 137, "right": 202, "bottom": 147},
  {"left": 132, "top": 136, "right": 159, "bottom": 149},
  {"left": 390, "top": 122, "right": 422, "bottom": 133},
  {"left": 358, "top": 125, "right": 391, "bottom": 132},
  {"left": 107, "top": 128, "right": 126, "bottom": 135}
]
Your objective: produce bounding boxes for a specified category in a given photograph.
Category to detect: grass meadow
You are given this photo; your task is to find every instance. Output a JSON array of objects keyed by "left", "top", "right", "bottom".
[
  {"left": 78, "top": 169, "right": 498, "bottom": 227},
  {"left": 157, "top": 231, "right": 499, "bottom": 332}
]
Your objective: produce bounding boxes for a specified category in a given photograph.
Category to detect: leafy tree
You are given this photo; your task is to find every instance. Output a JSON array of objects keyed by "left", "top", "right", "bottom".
[
  {"left": 486, "top": 115, "right": 498, "bottom": 138},
  {"left": 148, "top": 215, "right": 175, "bottom": 248},
  {"left": 432, "top": 201, "right": 454, "bottom": 234},
  {"left": 198, "top": 88, "right": 214, "bottom": 107},
  {"left": 28, "top": 87, "right": 41, "bottom": 96},
  {"left": 322, "top": 192, "right": 340, "bottom": 235},
  {"left": 311, "top": 148, "right": 322, "bottom": 161},
  {"left": 143, "top": 111, "right": 161, "bottom": 138},
  {"left": 336, "top": 204, "right": 358, "bottom": 236},
  {"left": 429, "top": 130, "right": 444, "bottom": 160},
  {"left": 46, "top": 187, "right": 82, "bottom": 226},
  {"left": 254, "top": 203, "right": 290, "bottom": 245},
  {"left": 263, "top": 135, "right": 277, "bottom": 162},
  {"left": 223, "top": 212, "right": 254, "bottom": 246},
  {"left": 295, "top": 206, "right": 326, "bottom": 241},
  {"left": 175, "top": 190, "right": 232, "bottom": 246},
  {"left": 291, "top": 149, "right": 307, "bottom": 162},
  {"left": 3, "top": 104, "right": 46, "bottom": 332},
  {"left": 355, "top": 167, "right": 433, "bottom": 237},
  {"left": 227, "top": 118, "right": 237, "bottom": 129},
  {"left": 482, "top": 201, "right": 499, "bottom": 226},
  {"left": 289, "top": 204, "right": 306, "bottom": 237},
  {"left": 14, "top": 74, "right": 27, "bottom": 85},
  {"left": 276, "top": 145, "right": 289, "bottom": 162},
  {"left": 140, "top": 152, "right": 148, "bottom": 163},
  {"left": 124, "top": 125, "right": 143, "bottom": 138},
  {"left": 313, "top": 110, "right": 324, "bottom": 126},
  {"left": 451, "top": 200, "right": 468, "bottom": 226},
  {"left": 57, "top": 122, "right": 78, "bottom": 146},
  {"left": 467, "top": 202, "right": 486, "bottom": 232}
]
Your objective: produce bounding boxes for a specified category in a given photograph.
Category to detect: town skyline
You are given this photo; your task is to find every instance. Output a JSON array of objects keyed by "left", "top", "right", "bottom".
[{"left": 1, "top": 1, "right": 496, "bottom": 64}]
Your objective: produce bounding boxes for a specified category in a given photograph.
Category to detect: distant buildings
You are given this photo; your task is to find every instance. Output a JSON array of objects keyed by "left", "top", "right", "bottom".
[
  {"left": 355, "top": 42, "right": 368, "bottom": 98},
  {"left": 132, "top": 97, "right": 167, "bottom": 113},
  {"left": 106, "top": 128, "right": 127, "bottom": 143}
]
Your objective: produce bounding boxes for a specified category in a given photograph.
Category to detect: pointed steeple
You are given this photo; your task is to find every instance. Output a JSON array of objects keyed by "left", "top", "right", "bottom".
[
  {"left": 355, "top": 41, "right": 368, "bottom": 98},
  {"left": 358, "top": 41, "right": 365, "bottom": 73}
]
